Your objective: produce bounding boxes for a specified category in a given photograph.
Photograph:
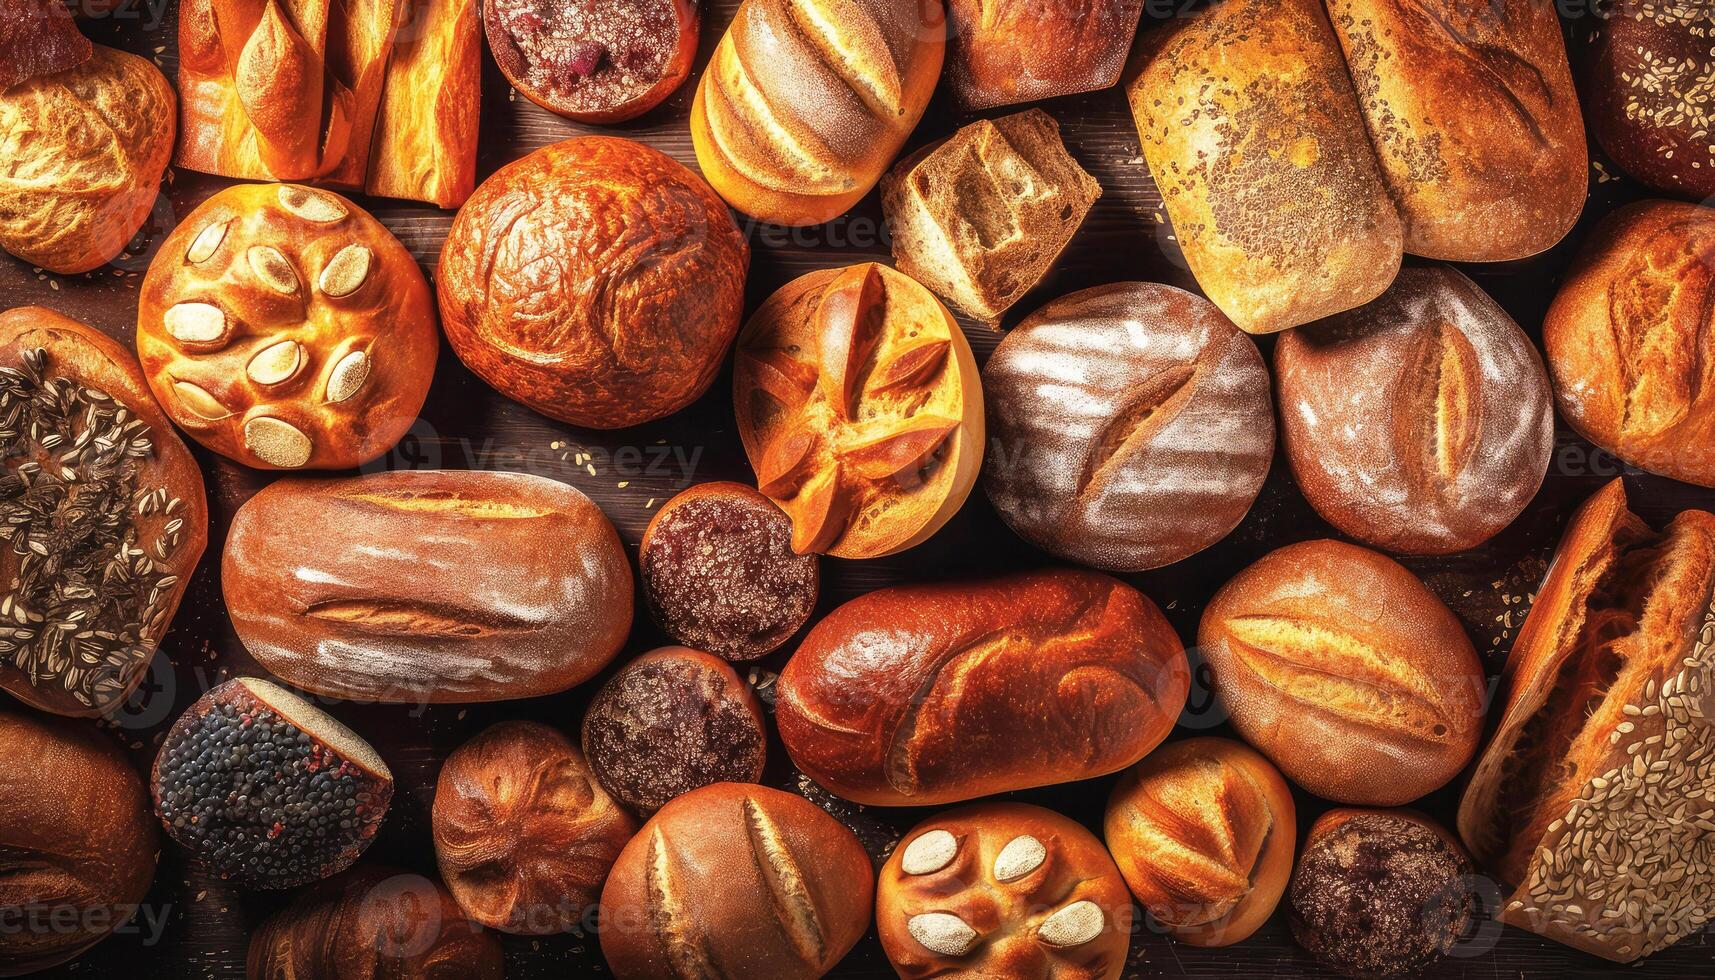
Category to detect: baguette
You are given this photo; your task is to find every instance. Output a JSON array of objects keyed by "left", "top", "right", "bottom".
[{"left": 364, "top": 0, "right": 480, "bottom": 207}]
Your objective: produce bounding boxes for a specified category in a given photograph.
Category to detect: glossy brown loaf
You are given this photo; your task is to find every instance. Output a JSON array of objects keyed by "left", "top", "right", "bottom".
[
  {"left": 877, "top": 803, "right": 1133, "bottom": 979},
  {"left": 137, "top": 183, "right": 439, "bottom": 470},
  {"left": 0, "top": 307, "right": 207, "bottom": 717},
  {"left": 439, "top": 137, "right": 748, "bottom": 429},
  {"left": 1103, "top": 737, "right": 1295, "bottom": 948},
  {"left": 1584, "top": 1, "right": 1715, "bottom": 198},
  {"left": 1326, "top": 0, "right": 1586, "bottom": 261},
  {"left": 691, "top": 0, "right": 945, "bottom": 226},
  {"left": 433, "top": 721, "right": 637, "bottom": 935},
  {"left": 222, "top": 470, "right": 632, "bottom": 703},
  {"left": 0, "top": 44, "right": 175, "bottom": 275},
  {"left": 1544, "top": 199, "right": 1715, "bottom": 486},
  {"left": 598, "top": 782, "right": 874, "bottom": 979},
  {"left": 1458, "top": 480, "right": 1715, "bottom": 962},
  {"left": 0, "top": 712, "right": 157, "bottom": 976},
  {"left": 982, "top": 282, "right": 1274, "bottom": 572},
  {"left": 776, "top": 568, "right": 1189, "bottom": 806},
  {"left": 483, "top": 0, "right": 698, "bottom": 123},
  {"left": 1199, "top": 539, "right": 1486, "bottom": 806},
  {"left": 733, "top": 263, "right": 983, "bottom": 559},
  {"left": 943, "top": 0, "right": 1144, "bottom": 110},
  {"left": 247, "top": 866, "right": 504, "bottom": 980},
  {"left": 1276, "top": 265, "right": 1554, "bottom": 554}
]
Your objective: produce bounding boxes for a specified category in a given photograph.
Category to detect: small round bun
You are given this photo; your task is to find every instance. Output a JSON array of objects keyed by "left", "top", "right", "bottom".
[
  {"left": 0, "top": 712, "right": 157, "bottom": 975},
  {"left": 1585, "top": 3, "right": 1715, "bottom": 198},
  {"left": 1104, "top": 737, "right": 1294, "bottom": 947},
  {"left": 483, "top": 0, "right": 698, "bottom": 123},
  {"left": 433, "top": 720, "right": 636, "bottom": 935},
  {"left": 878, "top": 802, "right": 1133, "bottom": 979},
  {"left": 582, "top": 647, "right": 767, "bottom": 813},
  {"left": 1289, "top": 809, "right": 1476, "bottom": 979}
]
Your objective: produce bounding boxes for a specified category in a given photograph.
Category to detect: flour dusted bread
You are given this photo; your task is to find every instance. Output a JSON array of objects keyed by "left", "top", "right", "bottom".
[{"left": 882, "top": 109, "right": 1100, "bottom": 323}]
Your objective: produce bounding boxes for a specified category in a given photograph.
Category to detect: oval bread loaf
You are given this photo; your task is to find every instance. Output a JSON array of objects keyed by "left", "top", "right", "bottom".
[
  {"left": 223, "top": 470, "right": 632, "bottom": 703},
  {"left": 776, "top": 569, "right": 1190, "bottom": 806}
]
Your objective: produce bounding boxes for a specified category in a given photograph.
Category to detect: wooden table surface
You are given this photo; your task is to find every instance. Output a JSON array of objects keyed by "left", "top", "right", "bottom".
[{"left": 5, "top": 2, "right": 1713, "bottom": 977}]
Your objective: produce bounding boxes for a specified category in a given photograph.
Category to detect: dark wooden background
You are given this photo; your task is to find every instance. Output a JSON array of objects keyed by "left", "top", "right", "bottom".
[{"left": 5, "top": 1, "right": 1712, "bottom": 976}]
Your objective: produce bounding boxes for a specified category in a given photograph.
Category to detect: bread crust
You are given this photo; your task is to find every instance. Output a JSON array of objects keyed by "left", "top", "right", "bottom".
[
  {"left": 943, "top": 0, "right": 1144, "bottom": 110},
  {"left": 1585, "top": 1, "right": 1715, "bottom": 198}
]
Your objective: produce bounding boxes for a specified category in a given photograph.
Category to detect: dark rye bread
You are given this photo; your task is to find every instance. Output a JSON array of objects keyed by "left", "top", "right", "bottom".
[
  {"left": 881, "top": 109, "right": 1100, "bottom": 323},
  {"left": 982, "top": 283, "right": 1274, "bottom": 572},
  {"left": 1585, "top": 2, "right": 1715, "bottom": 198}
]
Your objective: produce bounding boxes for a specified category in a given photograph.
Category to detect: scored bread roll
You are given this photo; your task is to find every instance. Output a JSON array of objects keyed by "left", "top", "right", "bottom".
[
  {"left": 1458, "top": 479, "right": 1715, "bottom": 962},
  {"left": 776, "top": 569, "right": 1189, "bottom": 806},
  {"left": 691, "top": 0, "right": 946, "bottom": 226},
  {"left": 1127, "top": 0, "right": 1402, "bottom": 335},
  {"left": 1104, "top": 737, "right": 1295, "bottom": 948},
  {"left": 1326, "top": 0, "right": 1586, "bottom": 261}
]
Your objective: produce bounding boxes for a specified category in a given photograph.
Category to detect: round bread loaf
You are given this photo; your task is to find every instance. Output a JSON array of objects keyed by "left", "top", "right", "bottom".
[
  {"left": 640, "top": 482, "right": 818, "bottom": 660},
  {"left": 877, "top": 803, "right": 1133, "bottom": 979},
  {"left": 1104, "top": 737, "right": 1294, "bottom": 948},
  {"left": 944, "top": 0, "right": 1145, "bottom": 110},
  {"left": 1288, "top": 809, "right": 1475, "bottom": 979},
  {"left": 0, "top": 44, "right": 174, "bottom": 274},
  {"left": 0, "top": 711, "right": 157, "bottom": 975},
  {"left": 1198, "top": 539, "right": 1486, "bottom": 806},
  {"left": 1585, "top": 2, "right": 1715, "bottom": 198},
  {"left": 433, "top": 721, "right": 637, "bottom": 935},
  {"left": 733, "top": 263, "right": 984, "bottom": 559},
  {"left": 438, "top": 137, "right": 748, "bottom": 429},
  {"left": 137, "top": 183, "right": 438, "bottom": 470},
  {"left": 777, "top": 568, "right": 1188, "bottom": 806},
  {"left": 0, "top": 307, "right": 207, "bottom": 717},
  {"left": 581, "top": 647, "right": 767, "bottom": 813},
  {"left": 484, "top": 0, "right": 699, "bottom": 123},
  {"left": 982, "top": 282, "right": 1273, "bottom": 571},
  {"left": 598, "top": 783, "right": 874, "bottom": 979},
  {"left": 1276, "top": 265, "right": 1553, "bottom": 554},
  {"left": 248, "top": 866, "right": 504, "bottom": 980},
  {"left": 1544, "top": 199, "right": 1715, "bottom": 486}
]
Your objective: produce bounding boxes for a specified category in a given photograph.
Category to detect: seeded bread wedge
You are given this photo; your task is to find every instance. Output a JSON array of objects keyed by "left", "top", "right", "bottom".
[{"left": 881, "top": 109, "right": 1100, "bottom": 324}]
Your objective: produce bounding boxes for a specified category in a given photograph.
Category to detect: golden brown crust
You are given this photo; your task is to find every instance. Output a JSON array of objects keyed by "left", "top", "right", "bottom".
[
  {"left": 776, "top": 569, "right": 1189, "bottom": 806},
  {"left": 1104, "top": 737, "right": 1295, "bottom": 948},
  {"left": 877, "top": 803, "right": 1133, "bottom": 979},
  {"left": 137, "top": 183, "right": 438, "bottom": 470},
  {"left": 0, "top": 45, "right": 175, "bottom": 275},
  {"left": 1198, "top": 539, "right": 1486, "bottom": 806},
  {"left": 0, "top": 307, "right": 208, "bottom": 717},
  {"left": 734, "top": 264, "right": 983, "bottom": 559},
  {"left": 598, "top": 783, "right": 874, "bottom": 980},
  {"left": 365, "top": 0, "right": 480, "bottom": 208},
  {"left": 943, "top": 0, "right": 1144, "bottom": 110}
]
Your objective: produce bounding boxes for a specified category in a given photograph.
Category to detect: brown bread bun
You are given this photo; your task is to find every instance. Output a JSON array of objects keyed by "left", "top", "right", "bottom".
[
  {"left": 247, "top": 866, "right": 504, "bottom": 980},
  {"left": 0, "top": 45, "right": 174, "bottom": 274},
  {"left": 776, "top": 569, "right": 1189, "bottom": 806},
  {"left": 439, "top": 137, "right": 748, "bottom": 429},
  {"left": 943, "top": 0, "right": 1144, "bottom": 110},
  {"left": 1127, "top": 0, "right": 1402, "bottom": 335},
  {"left": 223, "top": 470, "right": 633, "bottom": 703},
  {"left": 1585, "top": 2, "right": 1715, "bottom": 198},
  {"left": 1288, "top": 809, "right": 1475, "bottom": 980},
  {"left": 734, "top": 263, "right": 984, "bottom": 559},
  {"left": 982, "top": 282, "right": 1274, "bottom": 571},
  {"left": 484, "top": 0, "right": 698, "bottom": 123},
  {"left": 877, "top": 803, "right": 1133, "bottom": 979},
  {"left": 1103, "top": 737, "right": 1294, "bottom": 948},
  {"left": 1199, "top": 539, "right": 1486, "bottom": 806},
  {"left": 581, "top": 647, "right": 767, "bottom": 814},
  {"left": 1544, "top": 199, "right": 1715, "bottom": 486},
  {"left": 0, "top": 711, "right": 156, "bottom": 975},
  {"left": 0, "top": 307, "right": 207, "bottom": 717},
  {"left": 137, "top": 183, "right": 438, "bottom": 470},
  {"left": 690, "top": 0, "right": 945, "bottom": 226},
  {"left": 152, "top": 677, "right": 393, "bottom": 890},
  {"left": 0, "top": 0, "right": 90, "bottom": 89},
  {"left": 1326, "top": 0, "right": 1586, "bottom": 262},
  {"left": 1276, "top": 265, "right": 1554, "bottom": 554},
  {"left": 598, "top": 783, "right": 873, "bottom": 979},
  {"left": 640, "top": 482, "right": 818, "bottom": 660},
  {"left": 1458, "top": 479, "right": 1715, "bottom": 962},
  {"left": 433, "top": 720, "right": 637, "bottom": 935}
]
